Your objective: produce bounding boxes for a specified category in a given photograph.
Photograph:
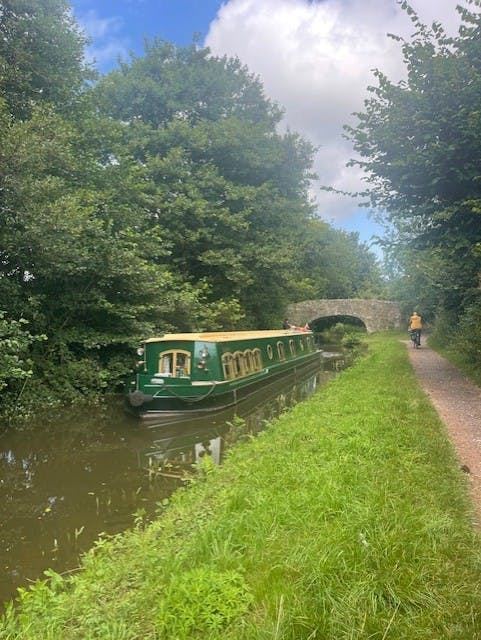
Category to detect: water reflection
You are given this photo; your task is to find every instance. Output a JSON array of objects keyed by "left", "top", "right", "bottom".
[{"left": 0, "top": 354, "right": 346, "bottom": 605}]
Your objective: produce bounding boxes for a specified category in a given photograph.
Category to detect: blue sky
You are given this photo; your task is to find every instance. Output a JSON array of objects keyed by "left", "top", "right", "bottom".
[
  {"left": 71, "top": 0, "right": 224, "bottom": 70},
  {"left": 69, "top": 0, "right": 465, "bottom": 255}
]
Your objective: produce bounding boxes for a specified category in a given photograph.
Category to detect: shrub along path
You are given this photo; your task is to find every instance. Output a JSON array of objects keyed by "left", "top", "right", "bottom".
[
  {"left": 2, "top": 333, "right": 481, "bottom": 639},
  {"left": 406, "top": 338, "right": 481, "bottom": 525}
]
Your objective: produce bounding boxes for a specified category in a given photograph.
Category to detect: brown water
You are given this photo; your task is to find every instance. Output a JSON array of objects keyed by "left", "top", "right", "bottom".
[{"left": 0, "top": 351, "right": 346, "bottom": 605}]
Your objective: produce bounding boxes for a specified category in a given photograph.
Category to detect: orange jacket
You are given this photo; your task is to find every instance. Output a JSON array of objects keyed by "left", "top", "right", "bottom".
[{"left": 409, "top": 313, "right": 422, "bottom": 330}]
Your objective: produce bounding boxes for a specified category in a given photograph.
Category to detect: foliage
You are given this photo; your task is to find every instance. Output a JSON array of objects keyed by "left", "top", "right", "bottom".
[
  {"left": 290, "top": 218, "right": 386, "bottom": 300},
  {"left": 346, "top": 0, "right": 481, "bottom": 355},
  {"left": 0, "top": 311, "right": 46, "bottom": 392},
  {"left": 156, "top": 567, "right": 253, "bottom": 638},
  {"left": 315, "top": 321, "right": 365, "bottom": 348},
  {"left": 432, "top": 293, "right": 481, "bottom": 385},
  {"left": 93, "top": 41, "right": 321, "bottom": 327},
  {"left": 0, "top": 0, "right": 92, "bottom": 119},
  {"left": 2, "top": 334, "right": 481, "bottom": 638},
  {"left": 347, "top": 2, "right": 481, "bottom": 249},
  {"left": 0, "top": 101, "right": 192, "bottom": 410}
]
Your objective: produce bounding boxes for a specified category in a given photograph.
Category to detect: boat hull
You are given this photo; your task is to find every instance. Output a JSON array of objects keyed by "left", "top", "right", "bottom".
[{"left": 127, "top": 350, "right": 322, "bottom": 420}]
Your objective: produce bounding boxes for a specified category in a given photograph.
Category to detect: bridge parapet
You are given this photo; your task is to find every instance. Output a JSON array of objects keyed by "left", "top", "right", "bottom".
[{"left": 287, "top": 299, "right": 402, "bottom": 333}]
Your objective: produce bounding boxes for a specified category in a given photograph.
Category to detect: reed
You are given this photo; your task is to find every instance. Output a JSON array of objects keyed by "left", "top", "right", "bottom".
[{"left": 2, "top": 332, "right": 481, "bottom": 639}]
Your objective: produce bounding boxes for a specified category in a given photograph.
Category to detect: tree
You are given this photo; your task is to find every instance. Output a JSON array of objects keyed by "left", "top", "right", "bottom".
[
  {"left": 345, "top": 1, "right": 481, "bottom": 333},
  {"left": 0, "top": 0, "right": 92, "bottom": 119},
  {"left": 95, "top": 39, "right": 282, "bottom": 127},
  {"left": 94, "top": 41, "right": 320, "bottom": 327},
  {"left": 0, "top": 101, "right": 224, "bottom": 380}
]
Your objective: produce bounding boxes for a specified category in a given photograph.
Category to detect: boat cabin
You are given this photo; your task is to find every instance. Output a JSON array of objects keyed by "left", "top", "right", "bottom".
[
  {"left": 127, "top": 329, "right": 320, "bottom": 417},
  {"left": 136, "top": 330, "right": 316, "bottom": 383}
]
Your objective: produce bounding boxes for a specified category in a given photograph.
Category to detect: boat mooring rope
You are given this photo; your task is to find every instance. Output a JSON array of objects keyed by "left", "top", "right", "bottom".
[{"left": 163, "top": 381, "right": 219, "bottom": 403}]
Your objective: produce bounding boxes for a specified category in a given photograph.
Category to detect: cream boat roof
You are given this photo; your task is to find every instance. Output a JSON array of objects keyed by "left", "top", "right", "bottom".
[{"left": 144, "top": 330, "right": 311, "bottom": 344}]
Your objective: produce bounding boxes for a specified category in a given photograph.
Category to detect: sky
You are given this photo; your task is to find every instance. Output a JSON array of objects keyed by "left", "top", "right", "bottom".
[{"left": 69, "top": 0, "right": 468, "bottom": 253}]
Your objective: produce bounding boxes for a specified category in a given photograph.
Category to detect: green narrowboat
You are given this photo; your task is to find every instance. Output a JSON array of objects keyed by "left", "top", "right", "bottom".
[{"left": 125, "top": 329, "right": 322, "bottom": 419}]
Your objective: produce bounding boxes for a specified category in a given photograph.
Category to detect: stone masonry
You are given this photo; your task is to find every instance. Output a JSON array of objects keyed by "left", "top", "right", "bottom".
[{"left": 286, "top": 299, "right": 402, "bottom": 333}]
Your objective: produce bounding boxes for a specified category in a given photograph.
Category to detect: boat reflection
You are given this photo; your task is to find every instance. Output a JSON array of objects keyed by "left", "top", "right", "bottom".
[{"left": 142, "top": 365, "right": 329, "bottom": 479}]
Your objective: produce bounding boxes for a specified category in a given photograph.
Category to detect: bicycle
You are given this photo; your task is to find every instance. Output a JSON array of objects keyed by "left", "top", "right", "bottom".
[{"left": 409, "top": 329, "right": 421, "bottom": 348}]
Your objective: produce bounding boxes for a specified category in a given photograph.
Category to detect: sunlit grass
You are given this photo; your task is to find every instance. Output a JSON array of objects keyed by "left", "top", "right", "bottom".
[{"left": 2, "top": 332, "right": 481, "bottom": 639}]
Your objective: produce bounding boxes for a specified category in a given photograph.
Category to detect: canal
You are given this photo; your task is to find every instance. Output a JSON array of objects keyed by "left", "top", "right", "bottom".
[{"left": 0, "top": 350, "right": 348, "bottom": 605}]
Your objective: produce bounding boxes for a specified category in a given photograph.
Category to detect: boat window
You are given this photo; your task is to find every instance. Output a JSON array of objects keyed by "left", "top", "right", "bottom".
[
  {"left": 289, "top": 339, "right": 296, "bottom": 357},
  {"left": 243, "top": 349, "right": 253, "bottom": 374},
  {"left": 158, "top": 350, "right": 191, "bottom": 378},
  {"left": 222, "top": 353, "right": 235, "bottom": 379},
  {"left": 233, "top": 351, "right": 246, "bottom": 377},
  {"left": 307, "top": 336, "right": 314, "bottom": 350},
  {"left": 176, "top": 352, "right": 190, "bottom": 376},
  {"left": 253, "top": 348, "right": 263, "bottom": 370},
  {"left": 223, "top": 351, "right": 260, "bottom": 379},
  {"left": 267, "top": 344, "right": 273, "bottom": 360},
  {"left": 222, "top": 348, "right": 263, "bottom": 379},
  {"left": 160, "top": 353, "right": 172, "bottom": 375},
  {"left": 299, "top": 338, "right": 305, "bottom": 351},
  {"left": 277, "top": 341, "right": 286, "bottom": 361}
]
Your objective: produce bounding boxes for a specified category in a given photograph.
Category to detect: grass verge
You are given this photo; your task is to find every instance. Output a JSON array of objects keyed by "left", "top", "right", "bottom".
[
  {"left": 2, "top": 332, "right": 481, "bottom": 639},
  {"left": 428, "top": 335, "right": 481, "bottom": 387}
]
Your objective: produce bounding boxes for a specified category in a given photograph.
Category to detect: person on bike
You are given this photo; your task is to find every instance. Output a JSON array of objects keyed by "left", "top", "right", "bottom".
[{"left": 408, "top": 311, "right": 422, "bottom": 346}]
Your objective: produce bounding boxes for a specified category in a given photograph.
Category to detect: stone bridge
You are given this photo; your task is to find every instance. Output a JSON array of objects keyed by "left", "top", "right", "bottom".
[{"left": 286, "top": 299, "right": 402, "bottom": 333}]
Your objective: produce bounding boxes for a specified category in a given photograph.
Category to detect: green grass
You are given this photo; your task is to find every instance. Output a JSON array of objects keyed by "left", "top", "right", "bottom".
[
  {"left": 2, "top": 332, "right": 481, "bottom": 639},
  {"left": 428, "top": 335, "right": 481, "bottom": 387}
]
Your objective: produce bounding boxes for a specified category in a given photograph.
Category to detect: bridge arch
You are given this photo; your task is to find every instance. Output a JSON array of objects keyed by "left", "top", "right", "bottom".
[{"left": 286, "top": 299, "right": 402, "bottom": 334}]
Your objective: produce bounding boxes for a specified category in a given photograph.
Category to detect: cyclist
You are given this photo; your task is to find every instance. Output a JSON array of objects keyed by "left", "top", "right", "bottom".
[{"left": 408, "top": 311, "right": 422, "bottom": 347}]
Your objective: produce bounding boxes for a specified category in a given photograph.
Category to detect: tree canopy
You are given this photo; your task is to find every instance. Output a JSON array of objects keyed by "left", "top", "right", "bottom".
[
  {"left": 0, "top": 0, "right": 91, "bottom": 119},
  {"left": 346, "top": 0, "right": 481, "bottom": 368}
]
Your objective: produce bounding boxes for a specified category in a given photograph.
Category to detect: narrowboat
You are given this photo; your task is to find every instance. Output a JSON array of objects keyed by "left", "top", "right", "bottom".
[{"left": 125, "top": 329, "right": 322, "bottom": 419}]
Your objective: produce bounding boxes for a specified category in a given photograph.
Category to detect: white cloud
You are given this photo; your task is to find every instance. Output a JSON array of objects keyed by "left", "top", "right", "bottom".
[{"left": 205, "top": 0, "right": 466, "bottom": 228}]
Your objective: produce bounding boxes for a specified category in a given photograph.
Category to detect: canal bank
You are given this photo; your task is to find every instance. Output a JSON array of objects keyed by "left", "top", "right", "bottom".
[
  {"left": 2, "top": 333, "right": 481, "bottom": 639},
  {"left": 0, "top": 356, "right": 341, "bottom": 605}
]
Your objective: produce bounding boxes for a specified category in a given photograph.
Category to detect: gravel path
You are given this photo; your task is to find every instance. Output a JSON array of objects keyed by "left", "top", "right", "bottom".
[{"left": 406, "top": 340, "right": 481, "bottom": 526}]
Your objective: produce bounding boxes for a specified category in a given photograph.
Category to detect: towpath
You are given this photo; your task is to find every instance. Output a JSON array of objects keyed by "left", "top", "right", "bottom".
[{"left": 406, "top": 340, "right": 481, "bottom": 526}]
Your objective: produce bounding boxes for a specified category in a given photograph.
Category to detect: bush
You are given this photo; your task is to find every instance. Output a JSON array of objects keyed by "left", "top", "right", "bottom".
[
  {"left": 0, "top": 312, "right": 47, "bottom": 393},
  {"left": 429, "top": 309, "right": 457, "bottom": 349},
  {"left": 449, "top": 296, "right": 481, "bottom": 379}
]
